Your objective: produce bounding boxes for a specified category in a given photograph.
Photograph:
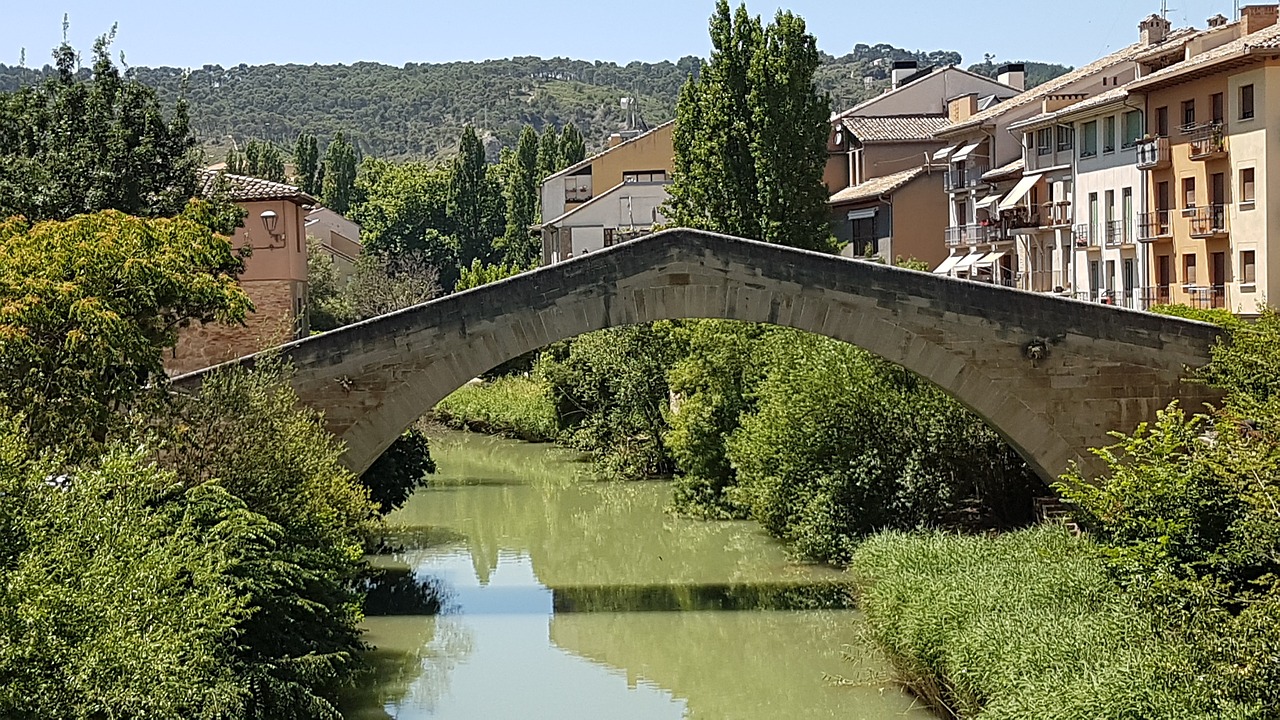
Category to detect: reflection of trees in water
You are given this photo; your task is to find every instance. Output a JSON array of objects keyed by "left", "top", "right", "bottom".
[
  {"left": 360, "top": 566, "right": 456, "bottom": 617},
  {"left": 342, "top": 614, "right": 476, "bottom": 718}
]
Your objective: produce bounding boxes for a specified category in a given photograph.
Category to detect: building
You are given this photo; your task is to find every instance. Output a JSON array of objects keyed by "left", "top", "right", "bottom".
[
  {"left": 539, "top": 121, "right": 675, "bottom": 264},
  {"left": 305, "top": 206, "right": 362, "bottom": 281},
  {"left": 932, "top": 18, "right": 1203, "bottom": 288},
  {"left": 827, "top": 64, "right": 1021, "bottom": 265},
  {"left": 1130, "top": 6, "right": 1280, "bottom": 313},
  {"left": 168, "top": 171, "right": 316, "bottom": 375}
]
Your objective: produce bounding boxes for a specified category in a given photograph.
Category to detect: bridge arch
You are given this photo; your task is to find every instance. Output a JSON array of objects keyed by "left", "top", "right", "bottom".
[{"left": 178, "top": 229, "right": 1220, "bottom": 481}]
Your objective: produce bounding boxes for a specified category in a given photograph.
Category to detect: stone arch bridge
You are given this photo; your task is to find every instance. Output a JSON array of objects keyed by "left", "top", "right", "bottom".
[{"left": 176, "top": 229, "right": 1221, "bottom": 482}]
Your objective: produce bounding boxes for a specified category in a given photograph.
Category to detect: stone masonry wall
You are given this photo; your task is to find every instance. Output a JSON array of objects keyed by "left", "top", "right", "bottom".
[{"left": 166, "top": 279, "right": 302, "bottom": 376}]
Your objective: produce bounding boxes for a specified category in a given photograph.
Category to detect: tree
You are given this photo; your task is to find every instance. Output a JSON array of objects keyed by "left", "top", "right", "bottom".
[
  {"left": 293, "top": 131, "right": 320, "bottom": 194},
  {"left": 558, "top": 122, "right": 586, "bottom": 167},
  {"left": 344, "top": 250, "right": 441, "bottom": 321},
  {"left": 449, "top": 125, "right": 502, "bottom": 268},
  {"left": 664, "top": 1, "right": 834, "bottom": 251},
  {"left": 0, "top": 208, "right": 250, "bottom": 450},
  {"left": 499, "top": 125, "right": 541, "bottom": 266},
  {"left": 321, "top": 132, "right": 357, "bottom": 213},
  {"left": 536, "top": 125, "right": 560, "bottom": 181},
  {"left": 351, "top": 158, "right": 460, "bottom": 287},
  {"left": 0, "top": 30, "right": 198, "bottom": 221},
  {"left": 306, "top": 238, "right": 349, "bottom": 332},
  {"left": 225, "top": 139, "right": 286, "bottom": 183}
]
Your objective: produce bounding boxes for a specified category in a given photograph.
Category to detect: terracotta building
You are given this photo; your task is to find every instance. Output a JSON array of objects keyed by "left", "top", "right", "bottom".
[{"left": 167, "top": 171, "right": 317, "bottom": 375}]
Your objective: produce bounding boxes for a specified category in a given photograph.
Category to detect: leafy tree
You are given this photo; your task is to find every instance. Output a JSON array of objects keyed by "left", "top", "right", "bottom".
[
  {"left": 225, "top": 139, "right": 287, "bottom": 182},
  {"left": 536, "top": 125, "right": 560, "bottom": 181},
  {"left": 352, "top": 157, "right": 460, "bottom": 284},
  {"left": 454, "top": 257, "right": 533, "bottom": 292},
  {"left": 0, "top": 208, "right": 250, "bottom": 450},
  {"left": 344, "top": 250, "right": 441, "bottom": 320},
  {"left": 306, "top": 238, "right": 350, "bottom": 332},
  {"left": 558, "top": 122, "right": 586, "bottom": 167},
  {"left": 0, "top": 30, "right": 198, "bottom": 221},
  {"left": 360, "top": 427, "right": 436, "bottom": 514},
  {"left": 293, "top": 131, "right": 320, "bottom": 194},
  {"left": 499, "top": 125, "right": 541, "bottom": 265},
  {"left": 321, "top": 131, "right": 357, "bottom": 213},
  {"left": 665, "top": 1, "right": 834, "bottom": 251},
  {"left": 449, "top": 125, "right": 502, "bottom": 268}
]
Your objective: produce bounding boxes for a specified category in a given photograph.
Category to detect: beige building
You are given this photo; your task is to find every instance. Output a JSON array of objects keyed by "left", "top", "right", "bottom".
[
  {"left": 168, "top": 171, "right": 316, "bottom": 375},
  {"left": 1131, "top": 7, "right": 1280, "bottom": 314},
  {"left": 539, "top": 121, "right": 675, "bottom": 264},
  {"left": 305, "top": 206, "right": 362, "bottom": 281}
]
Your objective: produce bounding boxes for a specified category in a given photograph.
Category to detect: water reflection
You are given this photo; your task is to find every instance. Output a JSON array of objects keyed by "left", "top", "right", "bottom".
[{"left": 348, "top": 431, "right": 934, "bottom": 719}]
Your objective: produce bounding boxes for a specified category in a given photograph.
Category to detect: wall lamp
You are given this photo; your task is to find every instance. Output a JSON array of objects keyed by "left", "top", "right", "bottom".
[{"left": 260, "top": 209, "right": 280, "bottom": 236}]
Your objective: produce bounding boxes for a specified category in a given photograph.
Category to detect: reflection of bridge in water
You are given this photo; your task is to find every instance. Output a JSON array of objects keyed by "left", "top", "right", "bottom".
[{"left": 179, "top": 228, "right": 1220, "bottom": 481}]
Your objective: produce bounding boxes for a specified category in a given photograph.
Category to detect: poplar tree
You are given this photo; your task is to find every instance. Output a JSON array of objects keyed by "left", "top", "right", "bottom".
[
  {"left": 449, "top": 125, "right": 501, "bottom": 267},
  {"left": 536, "top": 126, "right": 560, "bottom": 180},
  {"left": 664, "top": 1, "right": 833, "bottom": 251},
  {"left": 558, "top": 122, "right": 586, "bottom": 167},
  {"left": 321, "top": 132, "right": 357, "bottom": 214},
  {"left": 500, "top": 125, "right": 541, "bottom": 265},
  {"left": 293, "top": 131, "right": 320, "bottom": 194}
]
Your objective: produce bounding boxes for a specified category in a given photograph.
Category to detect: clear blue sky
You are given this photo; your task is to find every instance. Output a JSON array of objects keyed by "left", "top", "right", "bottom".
[{"left": 0, "top": 0, "right": 1242, "bottom": 70}]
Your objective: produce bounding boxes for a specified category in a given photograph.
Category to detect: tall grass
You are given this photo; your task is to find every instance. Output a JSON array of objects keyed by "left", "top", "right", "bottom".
[
  {"left": 849, "top": 527, "right": 1219, "bottom": 720},
  {"left": 433, "top": 375, "right": 558, "bottom": 442}
]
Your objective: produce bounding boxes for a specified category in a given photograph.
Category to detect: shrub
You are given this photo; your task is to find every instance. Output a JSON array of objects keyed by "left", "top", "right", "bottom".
[{"left": 435, "top": 375, "right": 559, "bottom": 441}]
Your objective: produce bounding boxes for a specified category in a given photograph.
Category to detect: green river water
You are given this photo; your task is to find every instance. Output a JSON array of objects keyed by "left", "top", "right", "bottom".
[{"left": 346, "top": 430, "right": 937, "bottom": 720}]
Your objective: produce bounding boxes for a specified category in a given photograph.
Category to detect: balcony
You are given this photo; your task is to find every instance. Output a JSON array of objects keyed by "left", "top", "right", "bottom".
[
  {"left": 1186, "top": 122, "right": 1227, "bottom": 160},
  {"left": 944, "top": 165, "right": 990, "bottom": 192},
  {"left": 1188, "top": 204, "right": 1228, "bottom": 238},
  {"left": 1135, "top": 136, "right": 1171, "bottom": 169},
  {"left": 944, "top": 224, "right": 993, "bottom": 246},
  {"left": 1105, "top": 219, "right": 1131, "bottom": 247},
  {"left": 1039, "top": 202, "right": 1072, "bottom": 228},
  {"left": 1141, "top": 285, "right": 1173, "bottom": 310},
  {"left": 1186, "top": 285, "right": 1226, "bottom": 309},
  {"left": 1072, "top": 224, "right": 1096, "bottom": 248},
  {"left": 1138, "top": 210, "right": 1172, "bottom": 241}
]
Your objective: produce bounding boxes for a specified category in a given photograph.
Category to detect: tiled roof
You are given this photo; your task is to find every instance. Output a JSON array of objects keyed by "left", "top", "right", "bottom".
[
  {"left": 841, "top": 114, "right": 951, "bottom": 142},
  {"left": 1130, "top": 21, "right": 1280, "bottom": 89},
  {"left": 828, "top": 166, "right": 927, "bottom": 205},
  {"left": 936, "top": 28, "right": 1199, "bottom": 137},
  {"left": 198, "top": 169, "right": 316, "bottom": 204},
  {"left": 833, "top": 65, "right": 1018, "bottom": 119},
  {"left": 1008, "top": 86, "right": 1133, "bottom": 130}
]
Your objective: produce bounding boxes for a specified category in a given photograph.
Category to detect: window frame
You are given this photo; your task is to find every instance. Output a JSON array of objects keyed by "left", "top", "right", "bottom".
[
  {"left": 1241, "top": 84, "right": 1256, "bottom": 120},
  {"left": 1184, "top": 253, "right": 1198, "bottom": 286},
  {"left": 1241, "top": 249, "right": 1257, "bottom": 286},
  {"left": 1181, "top": 99, "right": 1196, "bottom": 130},
  {"left": 1103, "top": 115, "right": 1117, "bottom": 154},
  {"left": 1182, "top": 177, "right": 1197, "bottom": 211},
  {"left": 1240, "top": 167, "right": 1256, "bottom": 206},
  {"left": 1079, "top": 120, "right": 1098, "bottom": 158}
]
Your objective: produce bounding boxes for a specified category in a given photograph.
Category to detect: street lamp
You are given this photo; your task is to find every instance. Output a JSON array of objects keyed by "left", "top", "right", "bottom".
[{"left": 260, "top": 209, "right": 279, "bottom": 236}]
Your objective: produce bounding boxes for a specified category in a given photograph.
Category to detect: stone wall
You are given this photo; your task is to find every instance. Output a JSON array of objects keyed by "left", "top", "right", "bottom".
[
  {"left": 166, "top": 279, "right": 303, "bottom": 376},
  {"left": 174, "top": 229, "right": 1221, "bottom": 481}
]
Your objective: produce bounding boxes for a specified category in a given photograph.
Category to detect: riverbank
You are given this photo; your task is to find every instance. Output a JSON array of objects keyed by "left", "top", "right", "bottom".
[{"left": 433, "top": 375, "right": 558, "bottom": 441}]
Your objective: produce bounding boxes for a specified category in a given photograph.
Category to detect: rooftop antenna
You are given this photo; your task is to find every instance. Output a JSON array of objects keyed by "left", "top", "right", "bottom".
[
  {"left": 1161, "top": 0, "right": 1170, "bottom": 19},
  {"left": 1235, "top": 0, "right": 1242, "bottom": 20}
]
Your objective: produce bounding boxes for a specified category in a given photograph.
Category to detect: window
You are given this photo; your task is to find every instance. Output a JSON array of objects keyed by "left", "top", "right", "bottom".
[
  {"left": 1036, "top": 128, "right": 1052, "bottom": 156},
  {"left": 1122, "top": 110, "right": 1143, "bottom": 148},
  {"left": 603, "top": 228, "right": 616, "bottom": 247},
  {"left": 1181, "top": 99, "right": 1196, "bottom": 129},
  {"left": 1211, "top": 92, "right": 1224, "bottom": 124},
  {"left": 1080, "top": 120, "right": 1098, "bottom": 158},
  {"left": 623, "top": 170, "right": 667, "bottom": 184},
  {"left": 1057, "top": 125, "right": 1074, "bottom": 152},
  {"left": 565, "top": 174, "right": 593, "bottom": 202},
  {"left": 1184, "top": 254, "right": 1198, "bottom": 285},
  {"left": 1241, "top": 84, "right": 1256, "bottom": 120},
  {"left": 1183, "top": 177, "right": 1196, "bottom": 209},
  {"left": 1241, "top": 168, "right": 1256, "bottom": 205},
  {"left": 1242, "top": 250, "right": 1257, "bottom": 284},
  {"left": 1104, "top": 116, "right": 1117, "bottom": 153},
  {"left": 1156, "top": 106, "right": 1169, "bottom": 136},
  {"left": 1157, "top": 181, "right": 1170, "bottom": 211}
]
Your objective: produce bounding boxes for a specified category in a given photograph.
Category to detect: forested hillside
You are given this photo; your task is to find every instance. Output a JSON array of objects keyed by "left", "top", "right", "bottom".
[{"left": 0, "top": 47, "right": 1069, "bottom": 161}]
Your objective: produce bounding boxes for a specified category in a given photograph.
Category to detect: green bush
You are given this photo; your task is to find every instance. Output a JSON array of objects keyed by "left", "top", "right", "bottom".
[
  {"left": 435, "top": 375, "right": 559, "bottom": 442},
  {"left": 850, "top": 528, "right": 1223, "bottom": 720}
]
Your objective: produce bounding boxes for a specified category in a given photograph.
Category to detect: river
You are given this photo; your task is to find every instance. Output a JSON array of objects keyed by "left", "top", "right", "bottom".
[{"left": 345, "top": 430, "right": 936, "bottom": 719}]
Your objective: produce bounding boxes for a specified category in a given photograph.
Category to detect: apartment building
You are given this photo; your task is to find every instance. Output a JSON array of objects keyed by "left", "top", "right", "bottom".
[
  {"left": 932, "top": 17, "right": 1197, "bottom": 287},
  {"left": 539, "top": 121, "right": 675, "bottom": 265},
  {"left": 1131, "top": 6, "right": 1280, "bottom": 313},
  {"left": 827, "top": 63, "right": 1020, "bottom": 265}
]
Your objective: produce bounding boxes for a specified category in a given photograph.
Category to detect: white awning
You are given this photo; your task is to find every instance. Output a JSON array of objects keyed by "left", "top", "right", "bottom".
[
  {"left": 952, "top": 253, "right": 983, "bottom": 272},
  {"left": 932, "top": 143, "right": 962, "bottom": 161},
  {"left": 975, "top": 250, "right": 1008, "bottom": 266},
  {"left": 932, "top": 253, "right": 965, "bottom": 274},
  {"left": 847, "top": 207, "right": 877, "bottom": 220},
  {"left": 975, "top": 194, "right": 1003, "bottom": 210},
  {"left": 998, "top": 173, "right": 1044, "bottom": 211},
  {"left": 951, "top": 140, "right": 983, "bottom": 162}
]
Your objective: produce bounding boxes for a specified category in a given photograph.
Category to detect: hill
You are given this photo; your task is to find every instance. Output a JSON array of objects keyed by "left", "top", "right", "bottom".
[{"left": 0, "top": 47, "right": 1070, "bottom": 161}]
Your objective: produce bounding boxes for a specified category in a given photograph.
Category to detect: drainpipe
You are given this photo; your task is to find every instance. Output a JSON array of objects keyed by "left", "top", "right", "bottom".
[
  {"left": 879, "top": 191, "right": 894, "bottom": 262},
  {"left": 1064, "top": 122, "right": 1080, "bottom": 301},
  {"left": 1122, "top": 95, "right": 1148, "bottom": 308}
]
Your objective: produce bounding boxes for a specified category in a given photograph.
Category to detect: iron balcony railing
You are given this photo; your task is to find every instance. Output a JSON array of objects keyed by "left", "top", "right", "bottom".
[
  {"left": 1141, "top": 285, "right": 1173, "bottom": 310},
  {"left": 1188, "top": 204, "right": 1228, "bottom": 237},
  {"left": 1186, "top": 122, "right": 1227, "bottom": 160},
  {"left": 943, "top": 165, "right": 990, "bottom": 192},
  {"left": 1138, "top": 210, "right": 1171, "bottom": 241},
  {"left": 1073, "top": 223, "right": 1096, "bottom": 248},
  {"left": 1135, "top": 136, "right": 1171, "bottom": 169},
  {"left": 1105, "top": 219, "right": 1130, "bottom": 247},
  {"left": 1039, "top": 202, "right": 1072, "bottom": 228},
  {"left": 944, "top": 224, "right": 992, "bottom": 246},
  {"left": 1186, "top": 285, "right": 1226, "bottom": 309}
]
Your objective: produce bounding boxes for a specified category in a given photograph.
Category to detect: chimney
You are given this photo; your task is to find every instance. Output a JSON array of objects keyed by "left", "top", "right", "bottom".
[
  {"left": 997, "top": 63, "right": 1026, "bottom": 91},
  {"left": 1207, "top": 13, "right": 1229, "bottom": 28},
  {"left": 948, "top": 93, "right": 979, "bottom": 123},
  {"left": 891, "top": 60, "right": 919, "bottom": 89},
  {"left": 1139, "top": 13, "right": 1172, "bottom": 45},
  {"left": 1042, "top": 93, "right": 1089, "bottom": 114},
  {"left": 1242, "top": 4, "right": 1280, "bottom": 35},
  {"left": 607, "top": 133, "right": 624, "bottom": 148}
]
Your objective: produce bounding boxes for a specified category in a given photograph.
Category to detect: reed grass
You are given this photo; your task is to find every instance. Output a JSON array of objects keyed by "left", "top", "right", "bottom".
[
  {"left": 848, "top": 527, "right": 1216, "bottom": 720},
  {"left": 433, "top": 375, "right": 558, "bottom": 442}
]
